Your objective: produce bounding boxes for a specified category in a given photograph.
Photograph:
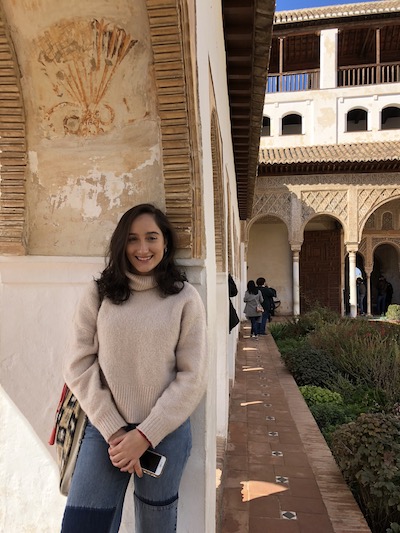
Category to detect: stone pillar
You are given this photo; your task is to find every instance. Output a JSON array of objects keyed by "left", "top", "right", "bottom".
[
  {"left": 291, "top": 245, "right": 301, "bottom": 316},
  {"left": 347, "top": 246, "right": 358, "bottom": 318},
  {"left": 320, "top": 28, "right": 338, "bottom": 89},
  {"left": 365, "top": 268, "right": 373, "bottom": 316}
]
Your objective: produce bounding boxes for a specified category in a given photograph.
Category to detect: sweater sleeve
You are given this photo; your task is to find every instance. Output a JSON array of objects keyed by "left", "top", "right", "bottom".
[
  {"left": 137, "top": 285, "right": 208, "bottom": 447},
  {"left": 63, "top": 281, "right": 127, "bottom": 441}
]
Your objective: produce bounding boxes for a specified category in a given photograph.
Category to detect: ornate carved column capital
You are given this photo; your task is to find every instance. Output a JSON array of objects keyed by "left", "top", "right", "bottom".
[{"left": 345, "top": 242, "right": 359, "bottom": 254}]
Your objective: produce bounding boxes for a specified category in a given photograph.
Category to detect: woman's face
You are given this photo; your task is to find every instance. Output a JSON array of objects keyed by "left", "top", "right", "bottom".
[{"left": 126, "top": 213, "right": 166, "bottom": 276}]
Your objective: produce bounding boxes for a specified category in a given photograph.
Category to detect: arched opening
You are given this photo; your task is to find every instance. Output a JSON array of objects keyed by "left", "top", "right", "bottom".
[
  {"left": 300, "top": 215, "right": 343, "bottom": 313},
  {"left": 261, "top": 116, "right": 271, "bottom": 136},
  {"left": 344, "top": 253, "right": 366, "bottom": 315},
  {"left": 346, "top": 108, "right": 368, "bottom": 132},
  {"left": 282, "top": 113, "right": 302, "bottom": 135},
  {"left": 247, "top": 215, "right": 291, "bottom": 316},
  {"left": 372, "top": 244, "right": 399, "bottom": 314},
  {"left": 381, "top": 105, "right": 400, "bottom": 130}
]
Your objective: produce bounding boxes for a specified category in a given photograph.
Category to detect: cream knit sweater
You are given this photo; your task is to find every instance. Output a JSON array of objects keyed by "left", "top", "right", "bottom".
[{"left": 63, "top": 273, "right": 208, "bottom": 447}]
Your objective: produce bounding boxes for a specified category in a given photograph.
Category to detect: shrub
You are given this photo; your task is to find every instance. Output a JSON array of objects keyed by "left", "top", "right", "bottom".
[
  {"left": 387, "top": 305, "right": 400, "bottom": 322},
  {"left": 275, "top": 336, "right": 307, "bottom": 357},
  {"left": 331, "top": 375, "right": 385, "bottom": 413},
  {"left": 331, "top": 413, "right": 400, "bottom": 533},
  {"left": 269, "top": 322, "right": 291, "bottom": 341},
  {"left": 280, "top": 343, "right": 339, "bottom": 387},
  {"left": 309, "top": 321, "right": 400, "bottom": 410},
  {"left": 300, "top": 385, "right": 343, "bottom": 406},
  {"left": 309, "top": 402, "right": 355, "bottom": 438},
  {"left": 275, "top": 306, "right": 342, "bottom": 339}
]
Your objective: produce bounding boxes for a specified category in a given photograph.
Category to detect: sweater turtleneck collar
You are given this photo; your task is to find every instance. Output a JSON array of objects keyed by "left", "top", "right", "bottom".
[{"left": 126, "top": 272, "right": 158, "bottom": 292}]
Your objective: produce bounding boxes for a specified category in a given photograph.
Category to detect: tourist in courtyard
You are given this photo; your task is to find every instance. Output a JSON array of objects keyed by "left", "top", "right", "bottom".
[
  {"left": 61, "top": 203, "right": 208, "bottom": 533},
  {"left": 377, "top": 276, "right": 388, "bottom": 315},
  {"left": 244, "top": 280, "right": 263, "bottom": 339},
  {"left": 256, "top": 277, "right": 275, "bottom": 334}
]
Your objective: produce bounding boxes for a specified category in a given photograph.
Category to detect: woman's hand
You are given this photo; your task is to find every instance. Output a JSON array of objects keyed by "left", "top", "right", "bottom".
[{"left": 108, "top": 429, "right": 150, "bottom": 476}]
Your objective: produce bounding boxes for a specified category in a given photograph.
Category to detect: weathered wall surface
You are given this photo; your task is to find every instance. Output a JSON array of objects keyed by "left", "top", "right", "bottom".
[{"left": 2, "top": 0, "right": 163, "bottom": 256}]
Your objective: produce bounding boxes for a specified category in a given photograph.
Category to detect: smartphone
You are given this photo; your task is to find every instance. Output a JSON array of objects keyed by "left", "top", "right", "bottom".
[{"left": 140, "top": 449, "right": 167, "bottom": 477}]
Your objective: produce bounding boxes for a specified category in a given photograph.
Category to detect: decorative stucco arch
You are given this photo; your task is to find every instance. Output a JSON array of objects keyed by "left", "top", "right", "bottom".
[
  {"left": 211, "top": 109, "right": 226, "bottom": 273},
  {"left": 145, "top": 0, "right": 203, "bottom": 259},
  {"left": 359, "top": 189, "right": 400, "bottom": 235},
  {"left": 245, "top": 212, "right": 290, "bottom": 243},
  {"left": 0, "top": 6, "right": 27, "bottom": 255},
  {"left": 301, "top": 211, "right": 347, "bottom": 243}
]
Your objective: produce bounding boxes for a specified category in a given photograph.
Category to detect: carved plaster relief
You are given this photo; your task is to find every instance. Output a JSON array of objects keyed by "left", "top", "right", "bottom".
[
  {"left": 372, "top": 237, "right": 400, "bottom": 253},
  {"left": 359, "top": 188, "right": 400, "bottom": 222},
  {"left": 252, "top": 192, "right": 291, "bottom": 226},
  {"left": 301, "top": 190, "right": 348, "bottom": 224},
  {"left": 258, "top": 173, "right": 400, "bottom": 188},
  {"left": 37, "top": 19, "right": 137, "bottom": 136}
]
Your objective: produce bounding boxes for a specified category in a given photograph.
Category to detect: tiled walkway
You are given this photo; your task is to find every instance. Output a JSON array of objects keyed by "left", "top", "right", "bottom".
[{"left": 218, "top": 321, "right": 371, "bottom": 533}]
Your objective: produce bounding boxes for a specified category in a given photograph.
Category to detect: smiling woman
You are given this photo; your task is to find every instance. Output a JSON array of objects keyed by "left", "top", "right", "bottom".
[
  {"left": 61, "top": 203, "right": 208, "bottom": 533},
  {"left": 126, "top": 213, "right": 166, "bottom": 276}
]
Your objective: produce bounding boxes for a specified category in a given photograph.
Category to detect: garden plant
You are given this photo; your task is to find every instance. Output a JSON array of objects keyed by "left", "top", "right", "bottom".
[{"left": 270, "top": 308, "right": 400, "bottom": 533}]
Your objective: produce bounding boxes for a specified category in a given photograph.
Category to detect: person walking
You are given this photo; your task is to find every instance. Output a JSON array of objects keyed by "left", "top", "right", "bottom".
[
  {"left": 244, "top": 280, "right": 263, "bottom": 339},
  {"left": 256, "top": 277, "right": 275, "bottom": 334},
  {"left": 377, "top": 276, "right": 388, "bottom": 315},
  {"left": 60, "top": 203, "right": 208, "bottom": 533},
  {"left": 356, "top": 277, "right": 366, "bottom": 315}
]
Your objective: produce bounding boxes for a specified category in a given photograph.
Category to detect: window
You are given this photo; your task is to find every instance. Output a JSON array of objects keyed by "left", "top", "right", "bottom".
[
  {"left": 346, "top": 108, "right": 367, "bottom": 132},
  {"left": 261, "top": 116, "right": 270, "bottom": 136},
  {"left": 381, "top": 106, "right": 400, "bottom": 130},
  {"left": 382, "top": 212, "right": 393, "bottom": 230},
  {"left": 282, "top": 113, "right": 302, "bottom": 135}
]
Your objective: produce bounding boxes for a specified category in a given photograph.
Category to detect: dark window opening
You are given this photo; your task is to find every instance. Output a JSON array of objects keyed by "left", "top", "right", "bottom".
[
  {"left": 381, "top": 106, "right": 400, "bottom": 130},
  {"left": 261, "top": 116, "right": 270, "bottom": 136},
  {"left": 346, "top": 108, "right": 367, "bottom": 132},
  {"left": 282, "top": 113, "right": 302, "bottom": 135}
]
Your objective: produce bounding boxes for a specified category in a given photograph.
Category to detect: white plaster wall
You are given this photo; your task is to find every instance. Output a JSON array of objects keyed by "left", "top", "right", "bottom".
[
  {"left": 195, "top": 0, "right": 241, "bottom": 530},
  {"left": 0, "top": 257, "right": 104, "bottom": 532},
  {"left": 247, "top": 221, "right": 293, "bottom": 316},
  {"left": 215, "top": 273, "right": 229, "bottom": 439},
  {"left": 260, "top": 83, "right": 400, "bottom": 149},
  {"left": 0, "top": 1, "right": 242, "bottom": 532},
  {"left": 0, "top": 258, "right": 211, "bottom": 533}
]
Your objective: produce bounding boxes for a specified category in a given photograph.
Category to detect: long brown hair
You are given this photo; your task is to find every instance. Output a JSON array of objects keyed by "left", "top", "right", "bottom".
[{"left": 97, "top": 204, "right": 186, "bottom": 303}]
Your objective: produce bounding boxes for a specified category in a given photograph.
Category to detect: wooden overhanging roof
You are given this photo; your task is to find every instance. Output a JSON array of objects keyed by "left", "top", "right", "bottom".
[
  {"left": 271, "top": 0, "right": 400, "bottom": 72},
  {"left": 222, "top": 0, "right": 275, "bottom": 220},
  {"left": 259, "top": 141, "right": 400, "bottom": 175},
  {"left": 274, "top": 0, "right": 400, "bottom": 26}
]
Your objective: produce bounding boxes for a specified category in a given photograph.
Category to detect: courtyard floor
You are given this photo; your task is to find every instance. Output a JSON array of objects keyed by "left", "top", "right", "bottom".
[{"left": 216, "top": 320, "right": 372, "bottom": 533}]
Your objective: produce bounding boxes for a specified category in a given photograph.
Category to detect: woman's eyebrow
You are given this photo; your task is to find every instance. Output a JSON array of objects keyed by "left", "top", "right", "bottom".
[{"left": 128, "top": 231, "right": 160, "bottom": 236}]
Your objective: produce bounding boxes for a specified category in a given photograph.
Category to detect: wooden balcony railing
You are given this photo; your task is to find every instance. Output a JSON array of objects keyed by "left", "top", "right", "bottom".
[
  {"left": 267, "top": 69, "right": 320, "bottom": 93},
  {"left": 266, "top": 62, "right": 400, "bottom": 93},
  {"left": 338, "top": 62, "right": 400, "bottom": 87}
]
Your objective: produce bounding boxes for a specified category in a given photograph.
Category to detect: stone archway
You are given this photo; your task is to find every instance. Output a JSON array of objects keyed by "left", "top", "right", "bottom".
[
  {"left": 145, "top": 0, "right": 203, "bottom": 258},
  {"left": 0, "top": 6, "right": 27, "bottom": 255}
]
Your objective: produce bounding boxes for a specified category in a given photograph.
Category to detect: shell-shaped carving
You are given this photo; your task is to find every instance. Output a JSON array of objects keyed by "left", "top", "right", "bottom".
[{"left": 38, "top": 19, "right": 137, "bottom": 136}]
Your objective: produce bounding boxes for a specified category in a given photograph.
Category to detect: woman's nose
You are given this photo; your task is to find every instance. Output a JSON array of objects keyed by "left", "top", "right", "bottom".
[{"left": 137, "top": 239, "right": 149, "bottom": 253}]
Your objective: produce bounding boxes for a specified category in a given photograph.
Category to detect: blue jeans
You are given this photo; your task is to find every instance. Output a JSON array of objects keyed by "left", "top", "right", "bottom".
[
  {"left": 260, "top": 310, "right": 270, "bottom": 334},
  {"left": 249, "top": 316, "right": 261, "bottom": 336},
  {"left": 377, "top": 294, "right": 386, "bottom": 315},
  {"left": 61, "top": 419, "right": 192, "bottom": 533}
]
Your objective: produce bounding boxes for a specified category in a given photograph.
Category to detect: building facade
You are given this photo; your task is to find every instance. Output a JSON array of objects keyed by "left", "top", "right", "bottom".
[
  {"left": 249, "top": 0, "right": 400, "bottom": 318},
  {"left": 0, "top": 1, "right": 274, "bottom": 531}
]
